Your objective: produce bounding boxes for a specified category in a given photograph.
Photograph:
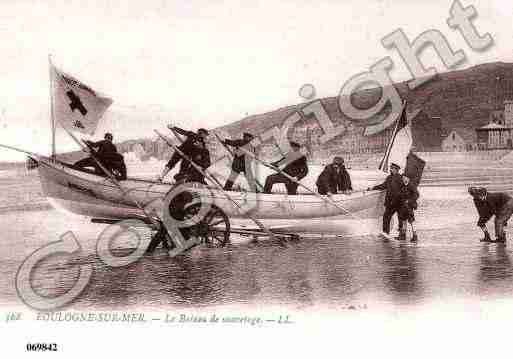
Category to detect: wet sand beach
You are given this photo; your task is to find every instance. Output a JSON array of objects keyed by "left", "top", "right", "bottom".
[{"left": 1, "top": 164, "right": 513, "bottom": 312}]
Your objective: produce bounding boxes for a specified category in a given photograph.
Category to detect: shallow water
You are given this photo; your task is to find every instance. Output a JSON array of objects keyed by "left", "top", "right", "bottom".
[{"left": 1, "top": 193, "right": 513, "bottom": 312}]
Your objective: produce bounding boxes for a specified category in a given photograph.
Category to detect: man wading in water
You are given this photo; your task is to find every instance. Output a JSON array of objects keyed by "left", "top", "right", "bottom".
[
  {"left": 468, "top": 186, "right": 513, "bottom": 244},
  {"left": 369, "top": 163, "right": 404, "bottom": 239}
]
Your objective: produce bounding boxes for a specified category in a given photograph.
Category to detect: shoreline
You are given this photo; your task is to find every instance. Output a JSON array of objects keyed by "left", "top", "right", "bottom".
[
  {"left": 0, "top": 202, "right": 52, "bottom": 214},
  {"left": 1, "top": 161, "right": 512, "bottom": 214}
]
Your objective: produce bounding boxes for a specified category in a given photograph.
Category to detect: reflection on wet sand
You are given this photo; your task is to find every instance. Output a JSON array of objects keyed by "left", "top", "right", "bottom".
[
  {"left": 6, "top": 196, "right": 513, "bottom": 310},
  {"left": 477, "top": 244, "right": 513, "bottom": 292},
  {"left": 381, "top": 241, "right": 423, "bottom": 304},
  {"left": 83, "top": 247, "right": 232, "bottom": 308}
]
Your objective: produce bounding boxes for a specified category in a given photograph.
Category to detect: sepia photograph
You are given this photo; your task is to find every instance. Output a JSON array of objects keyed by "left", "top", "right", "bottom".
[{"left": 0, "top": 0, "right": 512, "bottom": 356}]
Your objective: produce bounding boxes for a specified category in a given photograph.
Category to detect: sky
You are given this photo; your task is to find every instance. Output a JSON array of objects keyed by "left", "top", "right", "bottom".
[{"left": 0, "top": 0, "right": 512, "bottom": 161}]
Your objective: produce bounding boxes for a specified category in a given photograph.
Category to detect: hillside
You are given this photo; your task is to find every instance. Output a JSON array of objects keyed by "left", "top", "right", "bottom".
[
  {"left": 51, "top": 61, "right": 513, "bottom": 163},
  {"left": 217, "top": 62, "right": 513, "bottom": 141}
]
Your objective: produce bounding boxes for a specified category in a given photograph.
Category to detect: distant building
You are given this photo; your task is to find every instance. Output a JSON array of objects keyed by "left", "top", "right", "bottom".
[
  {"left": 473, "top": 100, "right": 513, "bottom": 149},
  {"left": 475, "top": 122, "right": 512, "bottom": 149},
  {"left": 490, "top": 109, "right": 505, "bottom": 125},
  {"left": 287, "top": 109, "right": 443, "bottom": 155},
  {"left": 505, "top": 100, "right": 513, "bottom": 126},
  {"left": 442, "top": 128, "right": 477, "bottom": 151}
]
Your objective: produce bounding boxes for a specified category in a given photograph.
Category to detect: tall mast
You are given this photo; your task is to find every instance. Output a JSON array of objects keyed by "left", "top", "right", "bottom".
[
  {"left": 378, "top": 105, "right": 402, "bottom": 172},
  {"left": 48, "top": 54, "right": 56, "bottom": 160}
]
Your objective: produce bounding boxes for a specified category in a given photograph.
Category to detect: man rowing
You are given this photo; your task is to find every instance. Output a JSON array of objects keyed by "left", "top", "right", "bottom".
[
  {"left": 263, "top": 141, "right": 308, "bottom": 195},
  {"left": 73, "top": 132, "right": 127, "bottom": 180},
  {"left": 221, "top": 132, "right": 256, "bottom": 191},
  {"left": 158, "top": 126, "right": 209, "bottom": 182},
  {"left": 468, "top": 186, "right": 513, "bottom": 243},
  {"left": 316, "top": 156, "right": 352, "bottom": 195}
]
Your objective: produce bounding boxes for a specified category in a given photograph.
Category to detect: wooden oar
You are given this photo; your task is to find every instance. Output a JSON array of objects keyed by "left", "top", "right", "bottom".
[
  {"left": 273, "top": 142, "right": 285, "bottom": 157},
  {"left": 63, "top": 128, "right": 161, "bottom": 227},
  {"left": 0, "top": 142, "right": 156, "bottom": 224},
  {"left": 155, "top": 129, "right": 279, "bottom": 242},
  {"left": 0, "top": 143, "right": 41, "bottom": 158},
  {"left": 66, "top": 130, "right": 204, "bottom": 256},
  {"left": 236, "top": 146, "right": 362, "bottom": 220},
  {"left": 212, "top": 132, "right": 264, "bottom": 192}
]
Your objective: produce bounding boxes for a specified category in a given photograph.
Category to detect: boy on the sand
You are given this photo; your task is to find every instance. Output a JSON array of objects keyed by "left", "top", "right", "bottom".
[{"left": 397, "top": 175, "right": 419, "bottom": 242}]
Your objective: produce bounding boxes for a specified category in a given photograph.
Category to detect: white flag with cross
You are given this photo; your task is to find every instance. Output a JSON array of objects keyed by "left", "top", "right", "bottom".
[{"left": 51, "top": 65, "right": 113, "bottom": 135}]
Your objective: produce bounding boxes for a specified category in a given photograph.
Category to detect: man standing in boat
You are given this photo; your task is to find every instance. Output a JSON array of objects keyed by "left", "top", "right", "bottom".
[
  {"left": 468, "top": 186, "right": 513, "bottom": 243},
  {"left": 158, "top": 126, "right": 209, "bottom": 182},
  {"left": 221, "top": 132, "right": 256, "bottom": 191},
  {"left": 174, "top": 139, "right": 211, "bottom": 184},
  {"left": 263, "top": 141, "right": 308, "bottom": 195},
  {"left": 316, "top": 156, "right": 352, "bottom": 195},
  {"left": 369, "top": 162, "right": 404, "bottom": 239}
]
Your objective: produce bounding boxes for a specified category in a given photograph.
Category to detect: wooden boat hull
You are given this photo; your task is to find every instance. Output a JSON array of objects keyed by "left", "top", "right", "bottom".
[{"left": 36, "top": 156, "right": 386, "bottom": 222}]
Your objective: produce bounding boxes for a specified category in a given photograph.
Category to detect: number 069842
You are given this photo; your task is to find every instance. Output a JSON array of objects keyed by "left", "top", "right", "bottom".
[{"left": 26, "top": 343, "right": 58, "bottom": 351}]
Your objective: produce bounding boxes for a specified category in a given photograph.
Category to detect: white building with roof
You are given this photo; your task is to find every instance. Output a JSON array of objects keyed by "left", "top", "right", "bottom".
[
  {"left": 476, "top": 121, "right": 512, "bottom": 149},
  {"left": 442, "top": 128, "right": 477, "bottom": 151},
  {"left": 473, "top": 100, "right": 513, "bottom": 149}
]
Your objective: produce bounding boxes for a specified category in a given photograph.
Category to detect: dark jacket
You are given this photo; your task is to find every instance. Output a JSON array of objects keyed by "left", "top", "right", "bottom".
[
  {"left": 273, "top": 155, "right": 308, "bottom": 180},
  {"left": 224, "top": 138, "right": 253, "bottom": 173},
  {"left": 399, "top": 182, "right": 419, "bottom": 209},
  {"left": 165, "top": 127, "right": 205, "bottom": 169},
  {"left": 87, "top": 140, "right": 126, "bottom": 180},
  {"left": 175, "top": 147, "right": 211, "bottom": 184},
  {"left": 173, "top": 126, "right": 203, "bottom": 154},
  {"left": 87, "top": 140, "right": 117, "bottom": 157},
  {"left": 473, "top": 192, "right": 512, "bottom": 227},
  {"left": 372, "top": 173, "right": 404, "bottom": 207},
  {"left": 316, "top": 164, "right": 352, "bottom": 193}
]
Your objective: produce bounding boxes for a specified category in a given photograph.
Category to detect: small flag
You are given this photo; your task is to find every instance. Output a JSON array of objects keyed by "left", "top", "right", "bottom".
[
  {"left": 378, "top": 101, "right": 412, "bottom": 173},
  {"left": 51, "top": 65, "right": 113, "bottom": 135}
]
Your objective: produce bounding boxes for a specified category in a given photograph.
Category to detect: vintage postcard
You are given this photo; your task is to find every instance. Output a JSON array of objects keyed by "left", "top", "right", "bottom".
[{"left": 1, "top": 0, "right": 512, "bottom": 356}]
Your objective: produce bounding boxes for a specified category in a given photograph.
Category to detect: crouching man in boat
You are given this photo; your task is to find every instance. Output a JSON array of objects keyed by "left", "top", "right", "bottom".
[
  {"left": 263, "top": 141, "right": 308, "bottom": 195},
  {"left": 368, "top": 163, "right": 404, "bottom": 239},
  {"left": 397, "top": 175, "right": 419, "bottom": 242},
  {"left": 221, "top": 132, "right": 255, "bottom": 191},
  {"left": 316, "top": 156, "right": 352, "bottom": 195},
  {"left": 158, "top": 126, "right": 209, "bottom": 182},
  {"left": 468, "top": 186, "right": 513, "bottom": 243},
  {"left": 73, "top": 132, "right": 127, "bottom": 180}
]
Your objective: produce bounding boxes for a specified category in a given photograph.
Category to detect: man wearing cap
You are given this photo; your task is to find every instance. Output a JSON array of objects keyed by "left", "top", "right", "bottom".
[
  {"left": 159, "top": 126, "right": 209, "bottom": 182},
  {"left": 369, "top": 163, "right": 405, "bottom": 238},
  {"left": 316, "top": 157, "right": 352, "bottom": 195},
  {"left": 468, "top": 186, "right": 513, "bottom": 243},
  {"left": 74, "top": 132, "right": 126, "bottom": 179},
  {"left": 221, "top": 132, "right": 256, "bottom": 191},
  {"left": 263, "top": 141, "right": 308, "bottom": 195}
]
